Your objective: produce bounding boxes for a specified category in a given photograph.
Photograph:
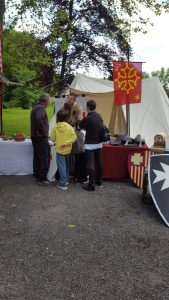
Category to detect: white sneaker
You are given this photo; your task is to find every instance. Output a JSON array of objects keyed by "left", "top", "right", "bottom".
[
  {"left": 82, "top": 180, "right": 89, "bottom": 184},
  {"left": 57, "top": 184, "right": 68, "bottom": 190}
]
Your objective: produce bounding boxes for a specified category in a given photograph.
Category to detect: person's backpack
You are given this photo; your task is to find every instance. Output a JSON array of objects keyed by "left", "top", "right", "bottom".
[{"left": 100, "top": 124, "right": 111, "bottom": 142}]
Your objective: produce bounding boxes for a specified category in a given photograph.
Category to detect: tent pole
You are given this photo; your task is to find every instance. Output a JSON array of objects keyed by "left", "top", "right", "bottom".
[
  {"left": 126, "top": 44, "right": 130, "bottom": 136},
  {"left": 126, "top": 104, "right": 130, "bottom": 136}
]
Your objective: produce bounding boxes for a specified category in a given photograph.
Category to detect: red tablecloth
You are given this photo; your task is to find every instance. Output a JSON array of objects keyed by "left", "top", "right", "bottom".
[{"left": 102, "top": 144, "right": 148, "bottom": 180}]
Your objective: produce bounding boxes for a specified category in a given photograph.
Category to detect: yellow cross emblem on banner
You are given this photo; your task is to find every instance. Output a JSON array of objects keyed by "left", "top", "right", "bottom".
[
  {"left": 115, "top": 63, "right": 140, "bottom": 94},
  {"left": 131, "top": 153, "right": 143, "bottom": 166}
]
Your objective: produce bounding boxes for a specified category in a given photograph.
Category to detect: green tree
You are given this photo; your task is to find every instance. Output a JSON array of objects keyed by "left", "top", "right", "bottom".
[
  {"left": 142, "top": 72, "right": 150, "bottom": 79},
  {"left": 7, "top": 1, "right": 169, "bottom": 80},
  {"left": 3, "top": 29, "right": 54, "bottom": 108},
  {"left": 141, "top": 68, "right": 169, "bottom": 97},
  {"left": 151, "top": 67, "right": 169, "bottom": 97}
]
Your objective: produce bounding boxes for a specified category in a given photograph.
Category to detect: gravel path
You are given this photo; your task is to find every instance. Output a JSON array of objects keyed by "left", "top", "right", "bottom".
[{"left": 0, "top": 176, "right": 168, "bottom": 300}]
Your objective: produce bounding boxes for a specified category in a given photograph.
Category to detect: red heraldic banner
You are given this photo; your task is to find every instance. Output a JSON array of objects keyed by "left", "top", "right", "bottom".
[{"left": 113, "top": 61, "right": 142, "bottom": 106}]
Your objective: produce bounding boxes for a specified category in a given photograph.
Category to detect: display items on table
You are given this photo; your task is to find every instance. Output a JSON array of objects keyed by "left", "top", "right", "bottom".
[
  {"left": 0, "top": 132, "right": 27, "bottom": 141},
  {"left": 1, "top": 135, "right": 9, "bottom": 141},
  {"left": 109, "top": 134, "right": 145, "bottom": 147},
  {"left": 0, "top": 133, "right": 13, "bottom": 141},
  {"left": 13, "top": 132, "right": 26, "bottom": 142},
  {"left": 150, "top": 132, "right": 166, "bottom": 154},
  {"left": 101, "top": 134, "right": 148, "bottom": 184}
]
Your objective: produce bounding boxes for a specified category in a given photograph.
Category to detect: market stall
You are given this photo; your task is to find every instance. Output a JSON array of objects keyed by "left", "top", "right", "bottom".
[
  {"left": 69, "top": 73, "right": 169, "bottom": 148},
  {"left": 47, "top": 74, "right": 169, "bottom": 185}
]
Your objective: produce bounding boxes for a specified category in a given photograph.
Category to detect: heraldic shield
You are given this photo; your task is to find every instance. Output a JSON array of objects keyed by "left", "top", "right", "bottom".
[
  {"left": 148, "top": 154, "right": 169, "bottom": 227},
  {"left": 128, "top": 150, "right": 150, "bottom": 189}
]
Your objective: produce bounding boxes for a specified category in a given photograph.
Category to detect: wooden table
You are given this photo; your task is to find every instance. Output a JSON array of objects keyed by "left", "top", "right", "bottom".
[{"left": 102, "top": 144, "right": 148, "bottom": 180}]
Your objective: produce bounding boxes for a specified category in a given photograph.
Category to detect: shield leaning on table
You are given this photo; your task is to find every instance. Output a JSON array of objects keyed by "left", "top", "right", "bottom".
[
  {"left": 148, "top": 154, "right": 169, "bottom": 227},
  {"left": 128, "top": 150, "right": 150, "bottom": 189}
]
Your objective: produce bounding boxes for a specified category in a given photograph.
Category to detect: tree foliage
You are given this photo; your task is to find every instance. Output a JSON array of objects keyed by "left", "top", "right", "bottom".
[
  {"left": 3, "top": 29, "right": 54, "bottom": 108},
  {"left": 5, "top": 0, "right": 169, "bottom": 89},
  {"left": 151, "top": 67, "right": 169, "bottom": 97},
  {"left": 142, "top": 71, "right": 150, "bottom": 79},
  {"left": 142, "top": 67, "right": 169, "bottom": 97}
]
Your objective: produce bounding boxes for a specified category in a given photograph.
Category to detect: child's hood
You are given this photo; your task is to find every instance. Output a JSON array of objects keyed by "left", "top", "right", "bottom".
[{"left": 54, "top": 122, "right": 70, "bottom": 133}]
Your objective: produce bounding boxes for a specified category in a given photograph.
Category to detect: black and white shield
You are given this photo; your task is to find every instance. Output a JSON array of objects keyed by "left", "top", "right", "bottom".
[{"left": 148, "top": 154, "right": 169, "bottom": 227}]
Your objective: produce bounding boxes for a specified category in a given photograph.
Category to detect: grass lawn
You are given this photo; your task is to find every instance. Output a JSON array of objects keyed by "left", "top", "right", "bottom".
[{"left": 3, "top": 104, "right": 54, "bottom": 136}]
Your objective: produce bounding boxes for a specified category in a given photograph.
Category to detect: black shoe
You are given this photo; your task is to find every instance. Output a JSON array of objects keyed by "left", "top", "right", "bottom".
[
  {"left": 83, "top": 185, "right": 95, "bottom": 192},
  {"left": 33, "top": 175, "right": 40, "bottom": 181},
  {"left": 38, "top": 180, "right": 50, "bottom": 186},
  {"left": 95, "top": 180, "right": 103, "bottom": 187}
]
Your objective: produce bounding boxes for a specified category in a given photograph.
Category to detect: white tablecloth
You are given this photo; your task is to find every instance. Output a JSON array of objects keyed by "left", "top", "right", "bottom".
[{"left": 0, "top": 139, "right": 57, "bottom": 180}]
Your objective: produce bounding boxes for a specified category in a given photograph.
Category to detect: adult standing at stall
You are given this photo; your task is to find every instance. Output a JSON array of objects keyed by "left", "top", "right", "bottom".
[
  {"left": 62, "top": 92, "right": 83, "bottom": 174},
  {"left": 79, "top": 100, "right": 103, "bottom": 191},
  {"left": 62, "top": 92, "right": 83, "bottom": 126},
  {"left": 31, "top": 93, "right": 50, "bottom": 185}
]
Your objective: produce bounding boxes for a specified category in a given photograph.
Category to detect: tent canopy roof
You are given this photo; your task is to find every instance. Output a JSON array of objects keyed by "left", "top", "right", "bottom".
[
  {"left": 70, "top": 73, "right": 114, "bottom": 94},
  {"left": 70, "top": 72, "right": 160, "bottom": 95}
]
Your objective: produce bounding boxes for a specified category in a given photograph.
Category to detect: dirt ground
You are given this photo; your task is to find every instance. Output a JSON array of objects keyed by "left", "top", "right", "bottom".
[{"left": 0, "top": 176, "right": 169, "bottom": 300}]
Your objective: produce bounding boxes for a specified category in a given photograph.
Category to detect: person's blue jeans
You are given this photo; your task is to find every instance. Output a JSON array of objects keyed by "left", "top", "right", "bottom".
[{"left": 57, "top": 153, "right": 69, "bottom": 187}]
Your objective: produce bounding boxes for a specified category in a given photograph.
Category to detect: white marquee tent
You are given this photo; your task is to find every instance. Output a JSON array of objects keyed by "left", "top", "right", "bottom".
[
  {"left": 50, "top": 73, "right": 169, "bottom": 148},
  {"left": 70, "top": 73, "right": 169, "bottom": 147}
]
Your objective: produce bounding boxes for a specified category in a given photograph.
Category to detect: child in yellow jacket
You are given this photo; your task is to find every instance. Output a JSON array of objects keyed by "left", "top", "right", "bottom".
[{"left": 51, "top": 110, "right": 77, "bottom": 190}]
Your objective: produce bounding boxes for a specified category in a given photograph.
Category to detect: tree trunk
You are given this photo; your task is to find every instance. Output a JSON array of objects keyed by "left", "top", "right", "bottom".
[
  {"left": 59, "top": 0, "right": 74, "bottom": 81},
  {"left": 0, "top": 0, "right": 5, "bottom": 22},
  {"left": 60, "top": 50, "right": 68, "bottom": 80}
]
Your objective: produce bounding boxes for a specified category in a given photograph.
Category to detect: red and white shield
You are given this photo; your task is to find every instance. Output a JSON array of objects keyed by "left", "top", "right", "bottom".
[{"left": 128, "top": 150, "right": 150, "bottom": 188}]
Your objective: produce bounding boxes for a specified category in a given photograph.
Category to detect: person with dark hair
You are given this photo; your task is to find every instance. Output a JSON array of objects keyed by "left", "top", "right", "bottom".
[
  {"left": 62, "top": 92, "right": 83, "bottom": 126},
  {"left": 51, "top": 110, "right": 77, "bottom": 190},
  {"left": 31, "top": 93, "right": 50, "bottom": 185},
  {"left": 72, "top": 122, "right": 87, "bottom": 183},
  {"left": 79, "top": 100, "right": 103, "bottom": 191}
]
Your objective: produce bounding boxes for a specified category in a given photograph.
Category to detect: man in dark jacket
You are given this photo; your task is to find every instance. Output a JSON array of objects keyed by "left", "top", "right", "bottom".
[
  {"left": 31, "top": 93, "right": 50, "bottom": 185},
  {"left": 79, "top": 100, "right": 103, "bottom": 191}
]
